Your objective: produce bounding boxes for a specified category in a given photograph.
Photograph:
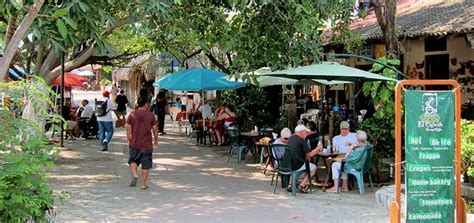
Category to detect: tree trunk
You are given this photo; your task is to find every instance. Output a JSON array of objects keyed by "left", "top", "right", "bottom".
[
  {"left": 4, "top": 14, "right": 18, "bottom": 48},
  {"left": 373, "top": 0, "right": 399, "bottom": 59},
  {"left": 44, "top": 44, "right": 95, "bottom": 84},
  {"left": 34, "top": 41, "right": 46, "bottom": 75},
  {"left": 0, "top": 0, "right": 45, "bottom": 81}
]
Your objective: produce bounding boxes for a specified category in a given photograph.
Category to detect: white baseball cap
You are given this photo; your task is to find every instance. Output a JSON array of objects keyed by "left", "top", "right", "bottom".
[
  {"left": 280, "top": 128, "right": 292, "bottom": 138},
  {"left": 294, "top": 125, "right": 310, "bottom": 133}
]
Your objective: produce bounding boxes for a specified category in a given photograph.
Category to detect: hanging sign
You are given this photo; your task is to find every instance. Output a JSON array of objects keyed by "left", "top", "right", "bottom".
[{"left": 404, "top": 90, "right": 455, "bottom": 222}]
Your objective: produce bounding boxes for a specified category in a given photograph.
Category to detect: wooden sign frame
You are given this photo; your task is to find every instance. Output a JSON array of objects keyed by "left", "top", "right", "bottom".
[{"left": 392, "top": 79, "right": 466, "bottom": 223}]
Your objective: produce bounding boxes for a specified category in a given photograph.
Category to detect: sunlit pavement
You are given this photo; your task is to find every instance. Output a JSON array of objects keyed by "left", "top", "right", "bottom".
[{"left": 48, "top": 90, "right": 388, "bottom": 222}]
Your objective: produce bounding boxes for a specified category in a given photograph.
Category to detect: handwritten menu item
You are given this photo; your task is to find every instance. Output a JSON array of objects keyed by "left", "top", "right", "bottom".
[{"left": 405, "top": 91, "right": 455, "bottom": 223}]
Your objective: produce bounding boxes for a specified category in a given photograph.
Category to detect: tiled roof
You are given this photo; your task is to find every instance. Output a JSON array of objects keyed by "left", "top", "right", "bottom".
[{"left": 352, "top": 0, "right": 474, "bottom": 40}]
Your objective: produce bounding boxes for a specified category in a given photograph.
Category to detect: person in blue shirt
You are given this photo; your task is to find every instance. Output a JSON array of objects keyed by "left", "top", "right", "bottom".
[{"left": 175, "top": 98, "right": 183, "bottom": 111}]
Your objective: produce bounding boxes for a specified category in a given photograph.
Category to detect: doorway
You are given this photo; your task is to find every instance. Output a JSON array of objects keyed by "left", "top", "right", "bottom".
[
  {"left": 425, "top": 54, "right": 449, "bottom": 79},
  {"left": 425, "top": 54, "right": 449, "bottom": 90}
]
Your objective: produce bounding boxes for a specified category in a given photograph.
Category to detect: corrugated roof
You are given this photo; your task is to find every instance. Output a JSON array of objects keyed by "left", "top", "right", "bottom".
[{"left": 352, "top": 0, "right": 474, "bottom": 40}]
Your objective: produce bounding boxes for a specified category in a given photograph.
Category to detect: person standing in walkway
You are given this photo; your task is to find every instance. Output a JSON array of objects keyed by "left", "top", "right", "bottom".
[
  {"left": 127, "top": 97, "right": 159, "bottom": 190},
  {"left": 114, "top": 90, "right": 129, "bottom": 127},
  {"left": 96, "top": 91, "right": 114, "bottom": 151},
  {"left": 151, "top": 90, "right": 167, "bottom": 135}
]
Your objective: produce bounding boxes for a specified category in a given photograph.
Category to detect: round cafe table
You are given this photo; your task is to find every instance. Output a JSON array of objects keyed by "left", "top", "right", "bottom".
[
  {"left": 240, "top": 131, "right": 260, "bottom": 161},
  {"left": 313, "top": 151, "right": 346, "bottom": 189}
]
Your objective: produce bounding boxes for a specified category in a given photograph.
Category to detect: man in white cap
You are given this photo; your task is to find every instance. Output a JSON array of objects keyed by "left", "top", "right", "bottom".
[
  {"left": 286, "top": 124, "right": 322, "bottom": 193},
  {"left": 332, "top": 121, "right": 358, "bottom": 154}
]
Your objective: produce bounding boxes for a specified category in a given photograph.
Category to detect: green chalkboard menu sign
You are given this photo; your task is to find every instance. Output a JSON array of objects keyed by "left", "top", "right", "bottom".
[{"left": 405, "top": 91, "right": 455, "bottom": 222}]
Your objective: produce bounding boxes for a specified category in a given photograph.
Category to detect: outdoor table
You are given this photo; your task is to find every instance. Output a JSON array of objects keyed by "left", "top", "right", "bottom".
[
  {"left": 240, "top": 131, "right": 259, "bottom": 161},
  {"left": 313, "top": 152, "right": 345, "bottom": 189}
]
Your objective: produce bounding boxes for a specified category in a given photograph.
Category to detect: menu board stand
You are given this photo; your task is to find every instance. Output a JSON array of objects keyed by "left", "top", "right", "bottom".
[{"left": 392, "top": 80, "right": 466, "bottom": 223}]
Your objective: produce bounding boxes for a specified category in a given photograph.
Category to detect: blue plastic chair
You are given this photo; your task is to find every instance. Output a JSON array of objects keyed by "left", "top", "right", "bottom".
[
  {"left": 226, "top": 127, "right": 247, "bottom": 163},
  {"left": 271, "top": 144, "right": 311, "bottom": 196},
  {"left": 339, "top": 144, "right": 374, "bottom": 195}
]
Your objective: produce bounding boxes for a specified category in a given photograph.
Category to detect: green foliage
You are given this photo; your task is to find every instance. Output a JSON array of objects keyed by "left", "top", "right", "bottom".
[
  {"left": 150, "top": 0, "right": 355, "bottom": 76},
  {"left": 359, "top": 57, "right": 399, "bottom": 181},
  {"left": 100, "top": 78, "right": 112, "bottom": 86},
  {"left": 460, "top": 120, "right": 474, "bottom": 177},
  {"left": 221, "top": 86, "right": 272, "bottom": 130},
  {"left": 0, "top": 76, "right": 61, "bottom": 221}
]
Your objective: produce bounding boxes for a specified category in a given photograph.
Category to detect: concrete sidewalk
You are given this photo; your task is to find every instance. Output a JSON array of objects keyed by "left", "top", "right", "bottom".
[{"left": 48, "top": 124, "right": 388, "bottom": 222}]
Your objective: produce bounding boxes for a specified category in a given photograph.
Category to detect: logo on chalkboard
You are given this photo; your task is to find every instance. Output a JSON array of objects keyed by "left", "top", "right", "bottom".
[{"left": 417, "top": 93, "right": 443, "bottom": 132}]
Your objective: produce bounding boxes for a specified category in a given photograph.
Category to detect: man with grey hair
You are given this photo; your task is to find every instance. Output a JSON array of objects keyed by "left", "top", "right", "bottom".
[
  {"left": 326, "top": 130, "right": 370, "bottom": 193},
  {"left": 332, "top": 121, "right": 358, "bottom": 154}
]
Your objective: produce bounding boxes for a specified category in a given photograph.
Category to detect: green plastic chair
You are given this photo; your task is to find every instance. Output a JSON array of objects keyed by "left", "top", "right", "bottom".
[
  {"left": 339, "top": 144, "right": 374, "bottom": 195},
  {"left": 226, "top": 127, "right": 247, "bottom": 163},
  {"left": 271, "top": 144, "right": 311, "bottom": 196}
]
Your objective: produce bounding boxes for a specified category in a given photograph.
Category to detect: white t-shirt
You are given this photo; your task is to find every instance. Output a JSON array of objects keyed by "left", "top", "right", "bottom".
[
  {"left": 96, "top": 97, "right": 114, "bottom": 122},
  {"left": 81, "top": 104, "right": 94, "bottom": 119},
  {"left": 332, "top": 132, "right": 358, "bottom": 154},
  {"left": 199, "top": 104, "right": 212, "bottom": 119}
]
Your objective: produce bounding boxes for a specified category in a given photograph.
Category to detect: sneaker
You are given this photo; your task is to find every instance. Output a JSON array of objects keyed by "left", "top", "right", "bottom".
[
  {"left": 130, "top": 176, "right": 138, "bottom": 187},
  {"left": 102, "top": 142, "right": 108, "bottom": 151}
]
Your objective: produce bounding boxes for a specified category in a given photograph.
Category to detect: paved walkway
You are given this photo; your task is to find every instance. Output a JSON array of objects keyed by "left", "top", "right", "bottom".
[{"left": 48, "top": 122, "right": 388, "bottom": 222}]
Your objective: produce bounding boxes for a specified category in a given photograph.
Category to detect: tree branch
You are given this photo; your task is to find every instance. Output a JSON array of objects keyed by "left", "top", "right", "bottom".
[
  {"left": 372, "top": 0, "right": 386, "bottom": 32},
  {"left": 102, "top": 14, "right": 148, "bottom": 37},
  {"left": 43, "top": 14, "right": 152, "bottom": 84},
  {"left": 0, "top": 0, "right": 44, "bottom": 81},
  {"left": 184, "top": 48, "right": 202, "bottom": 61},
  {"left": 205, "top": 52, "right": 230, "bottom": 73}
]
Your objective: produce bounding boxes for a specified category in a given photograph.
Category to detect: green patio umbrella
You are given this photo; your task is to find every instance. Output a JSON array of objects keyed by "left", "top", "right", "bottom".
[
  {"left": 261, "top": 62, "right": 397, "bottom": 145},
  {"left": 233, "top": 67, "right": 352, "bottom": 87},
  {"left": 262, "top": 62, "right": 397, "bottom": 82}
]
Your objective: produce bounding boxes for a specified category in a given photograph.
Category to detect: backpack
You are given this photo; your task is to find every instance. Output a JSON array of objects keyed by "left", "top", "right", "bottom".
[{"left": 95, "top": 99, "right": 109, "bottom": 117}]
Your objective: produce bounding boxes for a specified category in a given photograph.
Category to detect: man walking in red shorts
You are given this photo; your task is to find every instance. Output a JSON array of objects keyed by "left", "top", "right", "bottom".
[{"left": 126, "top": 97, "right": 159, "bottom": 190}]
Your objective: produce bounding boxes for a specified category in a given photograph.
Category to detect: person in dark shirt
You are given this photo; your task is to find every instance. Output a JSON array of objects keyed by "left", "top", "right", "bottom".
[
  {"left": 286, "top": 125, "right": 322, "bottom": 193},
  {"left": 115, "top": 90, "right": 129, "bottom": 122},
  {"left": 151, "top": 90, "right": 168, "bottom": 135},
  {"left": 126, "top": 97, "right": 159, "bottom": 190}
]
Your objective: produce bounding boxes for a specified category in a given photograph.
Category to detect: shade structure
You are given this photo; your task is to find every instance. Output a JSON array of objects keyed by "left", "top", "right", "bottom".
[
  {"left": 153, "top": 68, "right": 246, "bottom": 91},
  {"left": 262, "top": 62, "right": 397, "bottom": 82},
  {"left": 51, "top": 72, "right": 88, "bottom": 88},
  {"left": 71, "top": 69, "right": 96, "bottom": 76},
  {"left": 232, "top": 67, "right": 352, "bottom": 87}
]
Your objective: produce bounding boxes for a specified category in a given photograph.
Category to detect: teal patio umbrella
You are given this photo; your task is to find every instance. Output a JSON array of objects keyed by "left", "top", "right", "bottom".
[{"left": 153, "top": 68, "right": 245, "bottom": 91}]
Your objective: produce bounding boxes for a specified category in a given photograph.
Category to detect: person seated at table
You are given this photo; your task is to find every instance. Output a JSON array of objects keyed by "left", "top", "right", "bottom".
[
  {"left": 76, "top": 99, "right": 94, "bottom": 138},
  {"left": 215, "top": 103, "right": 238, "bottom": 145},
  {"left": 286, "top": 125, "right": 323, "bottom": 193},
  {"left": 306, "top": 121, "right": 318, "bottom": 134},
  {"left": 198, "top": 99, "right": 213, "bottom": 120},
  {"left": 326, "top": 130, "right": 370, "bottom": 193},
  {"left": 332, "top": 121, "right": 358, "bottom": 154},
  {"left": 274, "top": 127, "right": 291, "bottom": 145},
  {"left": 305, "top": 121, "right": 319, "bottom": 149}
]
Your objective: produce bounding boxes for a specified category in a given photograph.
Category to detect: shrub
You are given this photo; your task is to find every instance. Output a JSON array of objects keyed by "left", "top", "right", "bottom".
[
  {"left": 221, "top": 86, "right": 272, "bottom": 130},
  {"left": 359, "top": 57, "right": 398, "bottom": 182},
  {"left": 461, "top": 120, "right": 474, "bottom": 177},
  {"left": 0, "top": 77, "right": 61, "bottom": 221}
]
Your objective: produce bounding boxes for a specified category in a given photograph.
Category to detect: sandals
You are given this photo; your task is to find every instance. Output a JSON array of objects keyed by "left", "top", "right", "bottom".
[
  {"left": 140, "top": 186, "right": 149, "bottom": 190},
  {"left": 297, "top": 184, "right": 309, "bottom": 194}
]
